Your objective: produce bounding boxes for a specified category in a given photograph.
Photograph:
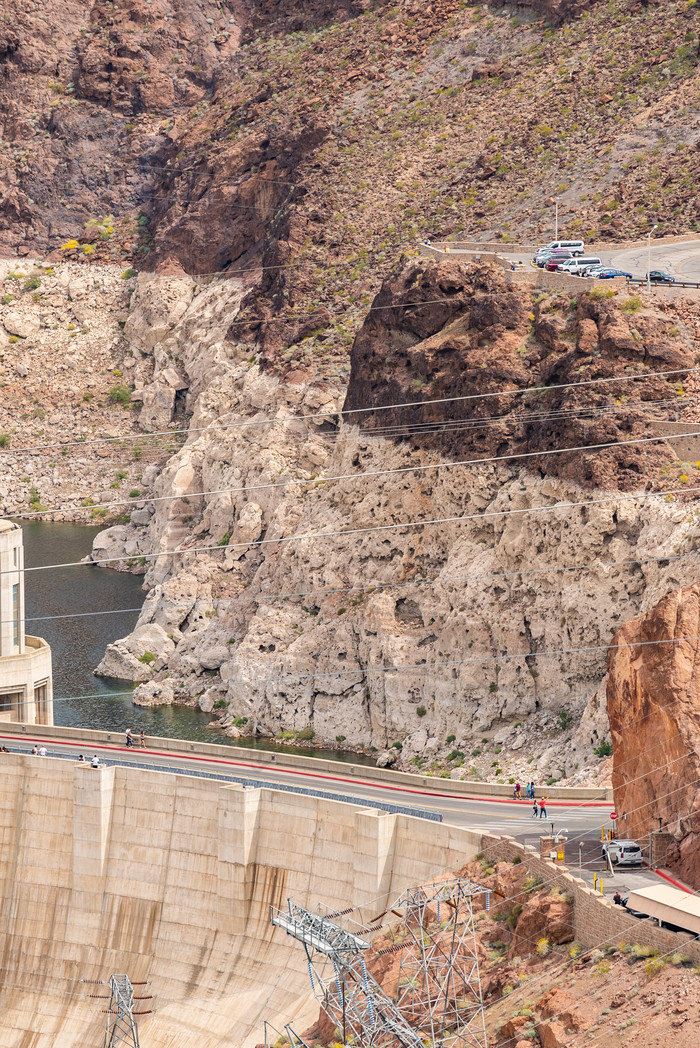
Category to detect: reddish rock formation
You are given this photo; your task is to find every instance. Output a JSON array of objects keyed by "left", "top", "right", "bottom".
[
  {"left": 607, "top": 584, "right": 700, "bottom": 889},
  {"left": 342, "top": 259, "right": 694, "bottom": 490}
]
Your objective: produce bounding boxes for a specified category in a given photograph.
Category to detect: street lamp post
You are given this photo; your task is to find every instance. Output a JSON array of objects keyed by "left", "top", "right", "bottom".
[
  {"left": 647, "top": 224, "right": 658, "bottom": 291},
  {"left": 555, "top": 199, "right": 559, "bottom": 241}
]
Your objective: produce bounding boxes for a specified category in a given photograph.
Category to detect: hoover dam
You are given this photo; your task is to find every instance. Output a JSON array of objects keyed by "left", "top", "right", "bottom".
[{"left": 0, "top": 754, "right": 481, "bottom": 1047}]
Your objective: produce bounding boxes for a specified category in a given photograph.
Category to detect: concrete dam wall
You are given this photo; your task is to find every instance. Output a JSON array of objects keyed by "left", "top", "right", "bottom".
[{"left": 0, "top": 756, "right": 481, "bottom": 1047}]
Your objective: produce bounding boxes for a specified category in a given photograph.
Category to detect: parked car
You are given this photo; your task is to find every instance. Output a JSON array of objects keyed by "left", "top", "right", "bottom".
[
  {"left": 646, "top": 270, "right": 675, "bottom": 284},
  {"left": 621, "top": 896, "right": 648, "bottom": 919},
  {"left": 558, "top": 256, "right": 603, "bottom": 276},
  {"left": 597, "top": 268, "right": 633, "bottom": 280},
  {"left": 545, "top": 252, "right": 573, "bottom": 271},
  {"left": 602, "top": 839, "right": 643, "bottom": 866},
  {"left": 579, "top": 264, "right": 606, "bottom": 278}
]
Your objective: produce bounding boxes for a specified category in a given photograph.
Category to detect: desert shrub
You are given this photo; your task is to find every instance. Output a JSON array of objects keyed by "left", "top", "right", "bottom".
[
  {"left": 138, "top": 651, "right": 156, "bottom": 665},
  {"left": 121, "top": 267, "right": 136, "bottom": 280},
  {"left": 620, "top": 296, "right": 643, "bottom": 313},
  {"left": 108, "top": 384, "right": 133, "bottom": 406},
  {"left": 296, "top": 726, "right": 315, "bottom": 741},
  {"left": 594, "top": 739, "right": 612, "bottom": 757},
  {"left": 416, "top": 705, "right": 427, "bottom": 717},
  {"left": 0, "top": 433, "right": 9, "bottom": 448}
]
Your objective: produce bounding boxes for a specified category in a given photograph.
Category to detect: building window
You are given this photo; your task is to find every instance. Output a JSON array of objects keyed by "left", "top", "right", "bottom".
[
  {"left": 13, "top": 546, "right": 18, "bottom": 567},
  {"left": 34, "top": 682, "right": 49, "bottom": 725},
  {"left": 0, "top": 691, "right": 23, "bottom": 718},
  {"left": 12, "top": 584, "right": 19, "bottom": 648}
]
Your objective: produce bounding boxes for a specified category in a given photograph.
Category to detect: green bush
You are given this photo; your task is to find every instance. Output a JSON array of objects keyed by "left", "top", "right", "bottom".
[
  {"left": 233, "top": 716, "right": 248, "bottom": 727},
  {"left": 594, "top": 739, "right": 613, "bottom": 758},
  {"left": 108, "top": 384, "right": 133, "bottom": 406},
  {"left": 416, "top": 705, "right": 427, "bottom": 717},
  {"left": 121, "top": 267, "right": 136, "bottom": 280},
  {"left": 296, "top": 726, "right": 315, "bottom": 741},
  {"left": 213, "top": 698, "right": 226, "bottom": 709},
  {"left": 23, "top": 274, "right": 41, "bottom": 292},
  {"left": 0, "top": 433, "right": 9, "bottom": 448},
  {"left": 138, "top": 651, "right": 156, "bottom": 665},
  {"left": 620, "top": 296, "right": 643, "bottom": 313}
]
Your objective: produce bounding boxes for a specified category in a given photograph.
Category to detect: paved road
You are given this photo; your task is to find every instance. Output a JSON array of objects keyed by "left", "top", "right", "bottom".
[
  {"left": 0, "top": 730, "right": 612, "bottom": 839},
  {"left": 507, "top": 238, "right": 700, "bottom": 283}
]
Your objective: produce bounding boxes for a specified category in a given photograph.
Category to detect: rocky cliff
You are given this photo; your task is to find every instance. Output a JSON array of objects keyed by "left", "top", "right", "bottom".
[
  {"left": 89, "top": 257, "right": 700, "bottom": 786},
  {"left": 1, "top": 0, "right": 700, "bottom": 786},
  {"left": 608, "top": 584, "right": 700, "bottom": 889}
]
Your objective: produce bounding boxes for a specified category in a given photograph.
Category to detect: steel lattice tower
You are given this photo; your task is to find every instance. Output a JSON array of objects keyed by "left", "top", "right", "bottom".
[
  {"left": 390, "top": 879, "right": 489, "bottom": 1048},
  {"left": 269, "top": 881, "right": 489, "bottom": 1048},
  {"left": 270, "top": 900, "right": 425, "bottom": 1046},
  {"left": 103, "top": 975, "right": 141, "bottom": 1048}
]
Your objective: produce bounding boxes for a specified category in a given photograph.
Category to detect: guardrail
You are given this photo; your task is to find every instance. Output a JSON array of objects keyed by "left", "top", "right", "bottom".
[
  {"left": 7, "top": 748, "right": 443, "bottom": 822},
  {"left": 0, "top": 721, "right": 613, "bottom": 802},
  {"left": 627, "top": 278, "right": 700, "bottom": 289}
]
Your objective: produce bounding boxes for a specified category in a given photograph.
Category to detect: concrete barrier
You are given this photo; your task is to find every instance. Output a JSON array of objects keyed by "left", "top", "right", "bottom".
[{"left": 0, "top": 720, "right": 613, "bottom": 801}]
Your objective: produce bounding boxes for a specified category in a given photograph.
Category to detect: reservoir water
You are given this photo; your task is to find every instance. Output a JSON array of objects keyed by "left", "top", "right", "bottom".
[{"left": 20, "top": 521, "right": 373, "bottom": 763}]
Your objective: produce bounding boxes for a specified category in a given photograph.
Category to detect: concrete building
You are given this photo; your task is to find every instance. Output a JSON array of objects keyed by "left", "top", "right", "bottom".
[{"left": 0, "top": 519, "right": 52, "bottom": 724}]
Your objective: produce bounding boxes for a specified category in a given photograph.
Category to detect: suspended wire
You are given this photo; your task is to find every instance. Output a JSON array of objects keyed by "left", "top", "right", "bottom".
[
  {"left": 6, "top": 478, "right": 700, "bottom": 578},
  {"left": 1, "top": 364, "right": 696, "bottom": 455},
  {"left": 8, "top": 423, "right": 700, "bottom": 522},
  {"left": 5, "top": 545, "right": 699, "bottom": 630}
]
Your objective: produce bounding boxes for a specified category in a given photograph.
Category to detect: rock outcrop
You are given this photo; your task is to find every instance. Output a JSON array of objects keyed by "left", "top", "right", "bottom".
[{"left": 607, "top": 584, "right": 700, "bottom": 889}]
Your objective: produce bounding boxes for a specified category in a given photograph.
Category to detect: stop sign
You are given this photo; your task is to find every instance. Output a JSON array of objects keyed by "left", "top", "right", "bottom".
[{"left": 610, "top": 812, "right": 618, "bottom": 820}]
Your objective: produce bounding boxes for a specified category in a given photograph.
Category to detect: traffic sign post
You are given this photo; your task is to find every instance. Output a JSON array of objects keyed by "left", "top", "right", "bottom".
[{"left": 610, "top": 812, "right": 618, "bottom": 820}]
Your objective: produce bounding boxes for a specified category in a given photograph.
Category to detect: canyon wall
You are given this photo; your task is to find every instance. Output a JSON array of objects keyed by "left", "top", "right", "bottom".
[
  {"left": 90, "top": 260, "right": 700, "bottom": 785},
  {"left": 608, "top": 584, "right": 700, "bottom": 890}
]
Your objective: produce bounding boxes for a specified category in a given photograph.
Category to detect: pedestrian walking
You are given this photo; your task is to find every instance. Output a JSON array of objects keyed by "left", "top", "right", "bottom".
[
  {"left": 532, "top": 798, "right": 538, "bottom": 818},
  {"left": 77, "top": 754, "right": 85, "bottom": 762},
  {"left": 539, "top": 797, "right": 548, "bottom": 819},
  {"left": 91, "top": 755, "right": 100, "bottom": 769},
  {"left": 139, "top": 730, "right": 146, "bottom": 749},
  {"left": 513, "top": 782, "right": 521, "bottom": 799},
  {"left": 125, "top": 727, "right": 133, "bottom": 747},
  {"left": 38, "top": 745, "right": 47, "bottom": 757},
  {"left": 31, "top": 744, "right": 38, "bottom": 755}
]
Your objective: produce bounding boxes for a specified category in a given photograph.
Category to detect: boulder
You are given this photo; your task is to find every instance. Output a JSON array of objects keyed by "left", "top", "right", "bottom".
[
  {"left": 3, "top": 310, "right": 40, "bottom": 338},
  {"left": 376, "top": 750, "right": 396, "bottom": 768},
  {"left": 132, "top": 680, "right": 176, "bottom": 706},
  {"left": 509, "top": 893, "right": 573, "bottom": 957},
  {"left": 607, "top": 583, "right": 700, "bottom": 889}
]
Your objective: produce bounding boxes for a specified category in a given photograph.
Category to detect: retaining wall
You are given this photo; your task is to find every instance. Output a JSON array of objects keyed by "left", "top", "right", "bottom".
[{"left": 482, "top": 835, "right": 700, "bottom": 963}]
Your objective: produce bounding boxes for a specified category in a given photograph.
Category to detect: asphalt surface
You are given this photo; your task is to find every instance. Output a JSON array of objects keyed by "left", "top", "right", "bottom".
[
  {"left": 0, "top": 729, "right": 612, "bottom": 839},
  {"left": 508, "top": 237, "right": 700, "bottom": 283}
]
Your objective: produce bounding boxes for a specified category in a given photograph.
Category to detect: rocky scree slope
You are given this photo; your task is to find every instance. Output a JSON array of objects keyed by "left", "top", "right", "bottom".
[
  {"left": 94, "top": 260, "right": 700, "bottom": 785},
  {"left": 298, "top": 856, "right": 700, "bottom": 1048}
]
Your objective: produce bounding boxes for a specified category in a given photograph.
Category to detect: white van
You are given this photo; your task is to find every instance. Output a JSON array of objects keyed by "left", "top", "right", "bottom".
[
  {"left": 602, "top": 839, "right": 643, "bottom": 866},
  {"left": 557, "top": 256, "right": 602, "bottom": 275},
  {"left": 546, "top": 239, "right": 585, "bottom": 256}
]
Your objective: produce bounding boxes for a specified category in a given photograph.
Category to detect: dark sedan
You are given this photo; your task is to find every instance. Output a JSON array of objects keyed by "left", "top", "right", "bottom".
[{"left": 646, "top": 270, "right": 675, "bottom": 284}]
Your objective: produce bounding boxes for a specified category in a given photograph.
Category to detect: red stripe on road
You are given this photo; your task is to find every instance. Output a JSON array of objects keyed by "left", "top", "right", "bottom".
[{"left": 0, "top": 733, "right": 611, "bottom": 807}]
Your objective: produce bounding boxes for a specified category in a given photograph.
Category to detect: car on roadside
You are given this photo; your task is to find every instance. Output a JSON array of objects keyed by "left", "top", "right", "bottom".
[
  {"left": 596, "top": 268, "right": 633, "bottom": 280},
  {"left": 621, "top": 896, "right": 649, "bottom": 919},
  {"left": 557, "top": 255, "right": 603, "bottom": 276},
  {"left": 602, "top": 839, "right": 643, "bottom": 866},
  {"left": 646, "top": 270, "right": 675, "bottom": 284}
]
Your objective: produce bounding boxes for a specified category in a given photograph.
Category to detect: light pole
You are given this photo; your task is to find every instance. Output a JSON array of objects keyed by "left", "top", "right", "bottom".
[
  {"left": 647, "top": 223, "right": 657, "bottom": 291},
  {"left": 555, "top": 199, "right": 559, "bottom": 241}
]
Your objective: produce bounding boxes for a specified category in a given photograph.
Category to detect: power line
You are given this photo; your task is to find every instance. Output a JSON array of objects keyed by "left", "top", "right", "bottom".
[
  {"left": 9, "top": 546, "right": 700, "bottom": 629},
  {"left": 9, "top": 425, "right": 700, "bottom": 522},
  {"left": 1, "top": 364, "right": 696, "bottom": 455},
  {"left": 8, "top": 478, "right": 699, "bottom": 577}
]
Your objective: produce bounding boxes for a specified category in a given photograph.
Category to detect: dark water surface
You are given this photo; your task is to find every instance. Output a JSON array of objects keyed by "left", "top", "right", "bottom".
[{"left": 19, "top": 521, "right": 373, "bottom": 763}]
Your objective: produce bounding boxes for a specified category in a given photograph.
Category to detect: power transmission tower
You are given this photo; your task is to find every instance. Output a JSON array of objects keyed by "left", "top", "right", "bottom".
[
  {"left": 390, "top": 879, "right": 489, "bottom": 1048},
  {"left": 268, "top": 880, "right": 489, "bottom": 1048},
  {"left": 269, "top": 900, "right": 427, "bottom": 1046},
  {"left": 103, "top": 975, "right": 142, "bottom": 1048},
  {"left": 263, "top": 1020, "right": 312, "bottom": 1047}
]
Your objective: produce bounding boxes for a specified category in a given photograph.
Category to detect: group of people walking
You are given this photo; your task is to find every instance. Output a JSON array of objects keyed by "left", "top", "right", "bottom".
[
  {"left": 512, "top": 782, "right": 548, "bottom": 818},
  {"left": 125, "top": 727, "right": 146, "bottom": 748}
]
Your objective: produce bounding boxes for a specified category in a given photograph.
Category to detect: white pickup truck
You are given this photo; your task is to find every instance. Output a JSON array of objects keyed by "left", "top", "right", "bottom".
[{"left": 601, "top": 839, "right": 643, "bottom": 866}]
